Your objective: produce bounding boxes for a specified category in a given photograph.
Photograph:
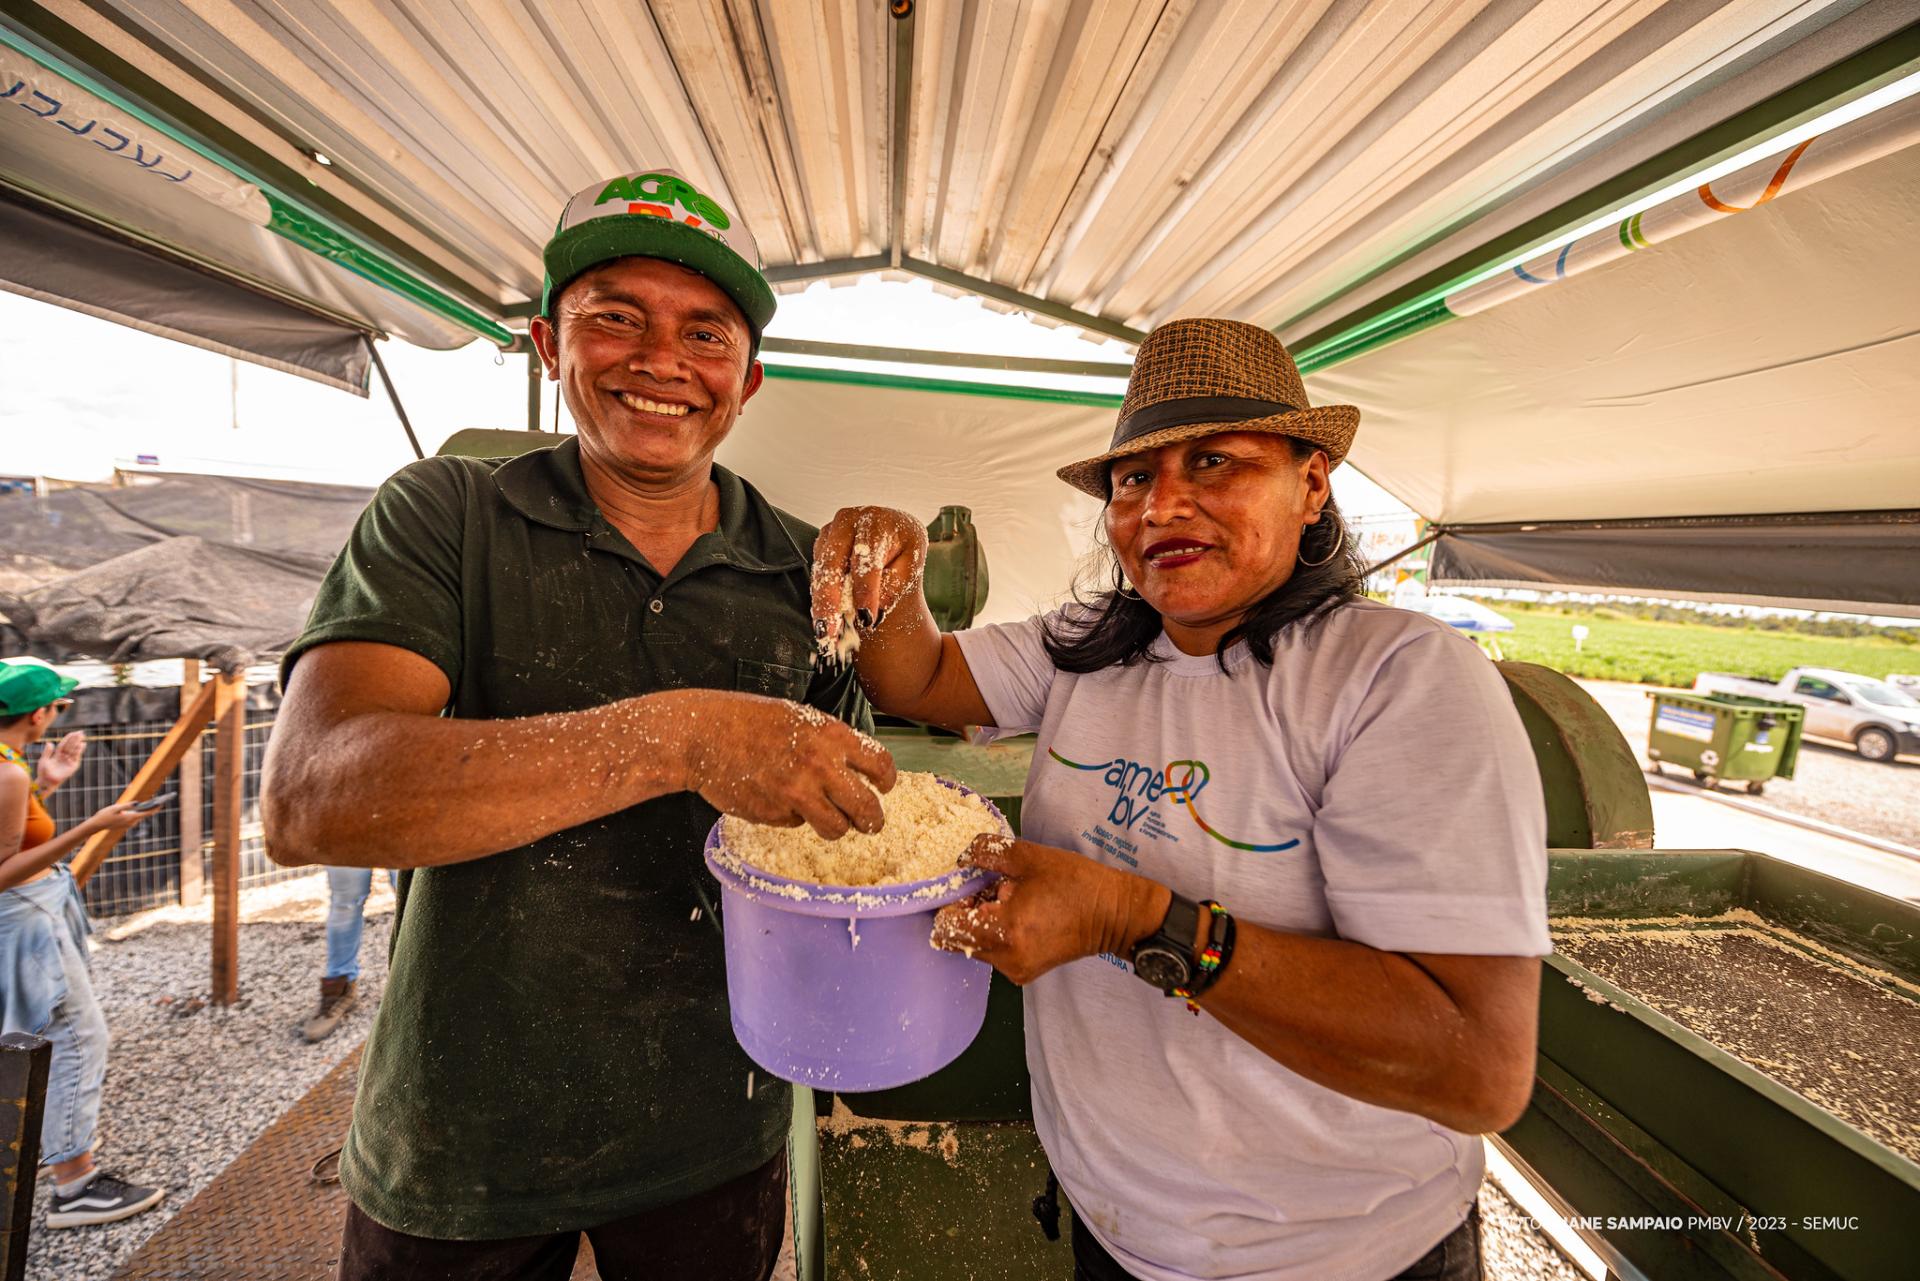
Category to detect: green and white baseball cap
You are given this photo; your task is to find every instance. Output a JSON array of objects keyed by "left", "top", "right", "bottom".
[{"left": 540, "top": 168, "right": 776, "bottom": 335}]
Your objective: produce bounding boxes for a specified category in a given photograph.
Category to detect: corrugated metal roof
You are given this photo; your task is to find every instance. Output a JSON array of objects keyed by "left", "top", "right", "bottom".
[{"left": 8, "top": 0, "right": 1911, "bottom": 343}]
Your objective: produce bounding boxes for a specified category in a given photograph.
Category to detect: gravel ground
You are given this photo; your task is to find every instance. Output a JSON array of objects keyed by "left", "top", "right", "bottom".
[
  {"left": 1480, "top": 1175, "right": 1584, "bottom": 1280},
  {"left": 25, "top": 873, "right": 391, "bottom": 1281},
  {"left": 1575, "top": 680, "right": 1920, "bottom": 850}
]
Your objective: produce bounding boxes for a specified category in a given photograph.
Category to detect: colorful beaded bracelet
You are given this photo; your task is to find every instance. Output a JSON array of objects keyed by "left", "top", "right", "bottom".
[{"left": 1172, "top": 900, "right": 1235, "bottom": 1015}]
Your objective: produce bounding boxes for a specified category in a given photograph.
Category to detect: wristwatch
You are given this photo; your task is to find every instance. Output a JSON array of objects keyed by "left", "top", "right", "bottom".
[{"left": 1131, "top": 894, "right": 1202, "bottom": 995}]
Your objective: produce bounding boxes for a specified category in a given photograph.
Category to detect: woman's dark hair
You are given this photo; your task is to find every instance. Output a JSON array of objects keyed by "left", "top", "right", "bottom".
[{"left": 1040, "top": 436, "right": 1366, "bottom": 673}]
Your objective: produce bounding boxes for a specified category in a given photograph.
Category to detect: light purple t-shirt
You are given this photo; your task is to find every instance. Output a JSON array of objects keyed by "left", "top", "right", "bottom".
[{"left": 954, "top": 598, "right": 1550, "bottom": 1281}]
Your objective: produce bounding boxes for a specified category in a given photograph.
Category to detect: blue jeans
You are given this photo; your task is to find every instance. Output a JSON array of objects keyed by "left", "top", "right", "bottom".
[
  {"left": 0, "top": 868, "right": 107, "bottom": 1167},
  {"left": 324, "top": 867, "right": 399, "bottom": 982}
]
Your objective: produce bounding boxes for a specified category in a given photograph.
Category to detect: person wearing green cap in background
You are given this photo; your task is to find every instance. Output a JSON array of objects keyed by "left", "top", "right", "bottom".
[
  {"left": 262, "top": 169, "right": 894, "bottom": 1280},
  {"left": 0, "top": 660, "right": 167, "bottom": 1228}
]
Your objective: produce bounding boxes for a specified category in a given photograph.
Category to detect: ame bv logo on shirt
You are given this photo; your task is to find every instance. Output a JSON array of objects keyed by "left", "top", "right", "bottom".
[{"left": 1047, "top": 747, "right": 1299, "bottom": 853}]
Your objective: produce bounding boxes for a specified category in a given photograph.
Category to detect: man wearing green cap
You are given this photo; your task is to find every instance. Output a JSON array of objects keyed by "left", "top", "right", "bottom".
[
  {"left": 264, "top": 169, "right": 892, "bottom": 1279},
  {"left": 2, "top": 661, "right": 166, "bottom": 1228}
]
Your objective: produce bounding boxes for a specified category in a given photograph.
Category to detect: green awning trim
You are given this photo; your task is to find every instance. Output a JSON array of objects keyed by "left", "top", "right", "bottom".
[
  {"left": 761, "top": 362, "right": 1125, "bottom": 408},
  {"left": 1294, "top": 297, "right": 1452, "bottom": 375},
  {"left": 0, "top": 24, "right": 513, "bottom": 348},
  {"left": 265, "top": 199, "right": 512, "bottom": 345},
  {"left": 1285, "top": 24, "right": 1920, "bottom": 375}
]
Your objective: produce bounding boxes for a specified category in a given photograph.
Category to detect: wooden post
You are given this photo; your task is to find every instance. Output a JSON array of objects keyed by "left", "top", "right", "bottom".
[
  {"left": 178, "top": 659, "right": 204, "bottom": 906},
  {"left": 210, "top": 670, "right": 245, "bottom": 1006},
  {"left": 70, "top": 681, "right": 217, "bottom": 889},
  {"left": 0, "top": 1032, "right": 51, "bottom": 1281}
]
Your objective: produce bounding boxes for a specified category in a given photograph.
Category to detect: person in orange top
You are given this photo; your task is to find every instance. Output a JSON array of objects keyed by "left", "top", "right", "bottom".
[{"left": 0, "top": 660, "right": 166, "bottom": 1228}]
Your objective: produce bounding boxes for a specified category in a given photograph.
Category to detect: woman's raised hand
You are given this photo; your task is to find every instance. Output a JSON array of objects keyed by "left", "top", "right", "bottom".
[
  {"left": 37, "top": 731, "right": 86, "bottom": 790},
  {"left": 811, "top": 507, "right": 928, "bottom": 660}
]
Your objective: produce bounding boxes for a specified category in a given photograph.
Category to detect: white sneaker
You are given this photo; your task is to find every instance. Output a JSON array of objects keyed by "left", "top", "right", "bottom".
[{"left": 46, "top": 1172, "right": 165, "bottom": 1228}]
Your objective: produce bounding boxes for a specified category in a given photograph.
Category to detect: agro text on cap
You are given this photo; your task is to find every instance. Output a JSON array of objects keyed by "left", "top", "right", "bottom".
[{"left": 541, "top": 169, "right": 776, "bottom": 336}]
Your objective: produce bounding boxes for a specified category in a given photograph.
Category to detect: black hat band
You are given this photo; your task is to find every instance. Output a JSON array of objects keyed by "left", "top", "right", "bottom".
[{"left": 1110, "top": 395, "right": 1299, "bottom": 451}]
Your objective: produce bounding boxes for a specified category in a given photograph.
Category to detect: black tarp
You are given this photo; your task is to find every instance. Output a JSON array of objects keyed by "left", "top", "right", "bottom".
[
  {"left": 1428, "top": 510, "right": 1920, "bottom": 619},
  {"left": 0, "top": 473, "right": 372, "bottom": 667},
  {"left": 0, "top": 186, "right": 373, "bottom": 395}
]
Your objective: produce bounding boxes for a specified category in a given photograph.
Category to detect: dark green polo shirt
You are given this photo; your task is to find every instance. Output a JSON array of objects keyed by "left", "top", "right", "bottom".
[{"left": 282, "top": 437, "right": 867, "bottom": 1239}]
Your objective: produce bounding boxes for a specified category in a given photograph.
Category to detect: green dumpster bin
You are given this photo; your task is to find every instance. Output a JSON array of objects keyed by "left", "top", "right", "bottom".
[{"left": 1645, "top": 690, "right": 1802, "bottom": 794}]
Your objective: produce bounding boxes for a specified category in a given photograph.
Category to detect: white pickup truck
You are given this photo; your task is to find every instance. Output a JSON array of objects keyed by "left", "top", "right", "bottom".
[{"left": 1694, "top": 668, "right": 1920, "bottom": 763}]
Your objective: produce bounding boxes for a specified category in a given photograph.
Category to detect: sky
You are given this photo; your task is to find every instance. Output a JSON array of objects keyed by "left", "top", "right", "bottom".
[{"left": 0, "top": 279, "right": 1411, "bottom": 519}]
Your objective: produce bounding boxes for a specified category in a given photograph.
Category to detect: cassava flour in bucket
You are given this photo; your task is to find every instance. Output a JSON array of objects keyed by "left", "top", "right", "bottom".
[{"left": 721, "top": 771, "right": 1003, "bottom": 886}]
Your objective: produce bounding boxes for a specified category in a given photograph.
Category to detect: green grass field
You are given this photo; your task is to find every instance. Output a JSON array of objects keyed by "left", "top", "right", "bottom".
[{"left": 1486, "top": 605, "right": 1919, "bottom": 688}]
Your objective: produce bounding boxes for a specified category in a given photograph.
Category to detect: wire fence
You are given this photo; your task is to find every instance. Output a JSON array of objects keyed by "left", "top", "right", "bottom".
[{"left": 29, "top": 710, "right": 316, "bottom": 917}]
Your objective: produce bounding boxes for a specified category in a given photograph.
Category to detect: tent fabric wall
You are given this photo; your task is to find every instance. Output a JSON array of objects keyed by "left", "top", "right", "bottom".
[
  {"left": 1305, "top": 143, "right": 1920, "bottom": 528},
  {"left": 0, "top": 187, "right": 374, "bottom": 393},
  {"left": 1428, "top": 512, "right": 1920, "bottom": 619},
  {"left": 717, "top": 376, "right": 1114, "bottom": 625}
]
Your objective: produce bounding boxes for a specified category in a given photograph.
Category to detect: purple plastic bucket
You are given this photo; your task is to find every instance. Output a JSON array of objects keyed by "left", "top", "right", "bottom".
[{"left": 702, "top": 781, "right": 1008, "bottom": 1092}]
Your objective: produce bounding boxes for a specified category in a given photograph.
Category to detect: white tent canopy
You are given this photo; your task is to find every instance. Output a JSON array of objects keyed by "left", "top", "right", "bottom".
[
  {"left": 1308, "top": 143, "right": 1920, "bottom": 527},
  {"left": 722, "top": 373, "right": 1112, "bottom": 625},
  {"left": 4, "top": 1, "right": 1911, "bottom": 341},
  {"left": 4, "top": 2, "right": 1919, "bottom": 612}
]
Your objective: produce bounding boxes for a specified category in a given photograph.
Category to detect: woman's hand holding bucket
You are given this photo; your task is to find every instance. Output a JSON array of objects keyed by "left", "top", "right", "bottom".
[{"left": 931, "top": 835, "right": 1173, "bottom": 986}]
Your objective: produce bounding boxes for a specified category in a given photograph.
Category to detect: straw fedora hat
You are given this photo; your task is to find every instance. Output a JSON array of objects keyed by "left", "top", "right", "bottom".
[{"left": 1056, "top": 318, "right": 1359, "bottom": 498}]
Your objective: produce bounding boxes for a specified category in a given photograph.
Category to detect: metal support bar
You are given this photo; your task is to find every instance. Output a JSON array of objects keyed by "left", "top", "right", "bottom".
[
  {"left": 178, "top": 659, "right": 204, "bottom": 906},
  {"left": 210, "top": 670, "right": 244, "bottom": 1006},
  {"left": 367, "top": 337, "right": 424, "bottom": 460},
  {"left": 1436, "top": 507, "right": 1920, "bottom": 535},
  {"left": 761, "top": 255, "right": 896, "bottom": 285},
  {"left": 900, "top": 258, "right": 1146, "bottom": 345},
  {"left": 761, "top": 337, "right": 1131, "bottom": 377},
  {"left": 527, "top": 348, "right": 544, "bottom": 432},
  {"left": 0, "top": 1033, "right": 50, "bottom": 1281},
  {"left": 1360, "top": 528, "right": 1445, "bottom": 578},
  {"left": 889, "top": 6, "right": 914, "bottom": 270}
]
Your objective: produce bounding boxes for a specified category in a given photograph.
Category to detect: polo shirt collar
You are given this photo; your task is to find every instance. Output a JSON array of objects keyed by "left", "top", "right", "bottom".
[{"left": 491, "top": 436, "right": 805, "bottom": 574}]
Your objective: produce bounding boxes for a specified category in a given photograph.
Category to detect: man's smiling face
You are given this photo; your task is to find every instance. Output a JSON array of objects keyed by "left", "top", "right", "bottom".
[{"left": 530, "top": 256, "right": 763, "bottom": 485}]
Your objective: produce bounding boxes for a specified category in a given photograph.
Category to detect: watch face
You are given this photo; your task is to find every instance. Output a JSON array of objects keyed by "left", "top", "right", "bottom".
[{"left": 1134, "top": 947, "right": 1190, "bottom": 991}]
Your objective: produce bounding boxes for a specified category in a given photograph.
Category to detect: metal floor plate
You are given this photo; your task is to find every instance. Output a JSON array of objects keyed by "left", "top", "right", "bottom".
[
  {"left": 111, "top": 1038, "right": 601, "bottom": 1281},
  {"left": 114, "top": 1046, "right": 363, "bottom": 1281}
]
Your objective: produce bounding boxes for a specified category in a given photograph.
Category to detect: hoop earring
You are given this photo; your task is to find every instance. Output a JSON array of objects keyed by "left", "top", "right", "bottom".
[
  {"left": 1297, "top": 524, "right": 1344, "bottom": 568},
  {"left": 1117, "top": 584, "right": 1142, "bottom": 600}
]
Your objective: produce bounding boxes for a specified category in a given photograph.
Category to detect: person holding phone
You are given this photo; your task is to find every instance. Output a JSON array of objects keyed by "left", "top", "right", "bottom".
[{"left": 0, "top": 660, "right": 167, "bottom": 1227}]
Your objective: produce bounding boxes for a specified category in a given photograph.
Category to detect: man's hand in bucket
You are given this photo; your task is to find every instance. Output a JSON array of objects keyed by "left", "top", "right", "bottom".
[{"left": 680, "top": 692, "right": 897, "bottom": 840}]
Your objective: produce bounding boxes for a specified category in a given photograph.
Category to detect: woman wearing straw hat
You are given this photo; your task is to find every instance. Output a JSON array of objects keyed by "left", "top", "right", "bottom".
[
  {"left": 0, "top": 660, "right": 167, "bottom": 1228},
  {"left": 812, "top": 319, "right": 1548, "bottom": 1281}
]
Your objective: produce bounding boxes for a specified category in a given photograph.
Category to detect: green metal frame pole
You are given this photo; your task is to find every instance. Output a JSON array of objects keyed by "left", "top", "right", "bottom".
[{"left": 0, "top": 1032, "right": 52, "bottom": 1281}]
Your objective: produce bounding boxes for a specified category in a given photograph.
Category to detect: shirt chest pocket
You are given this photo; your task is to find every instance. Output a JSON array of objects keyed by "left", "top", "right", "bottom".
[{"left": 736, "top": 658, "right": 812, "bottom": 701}]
